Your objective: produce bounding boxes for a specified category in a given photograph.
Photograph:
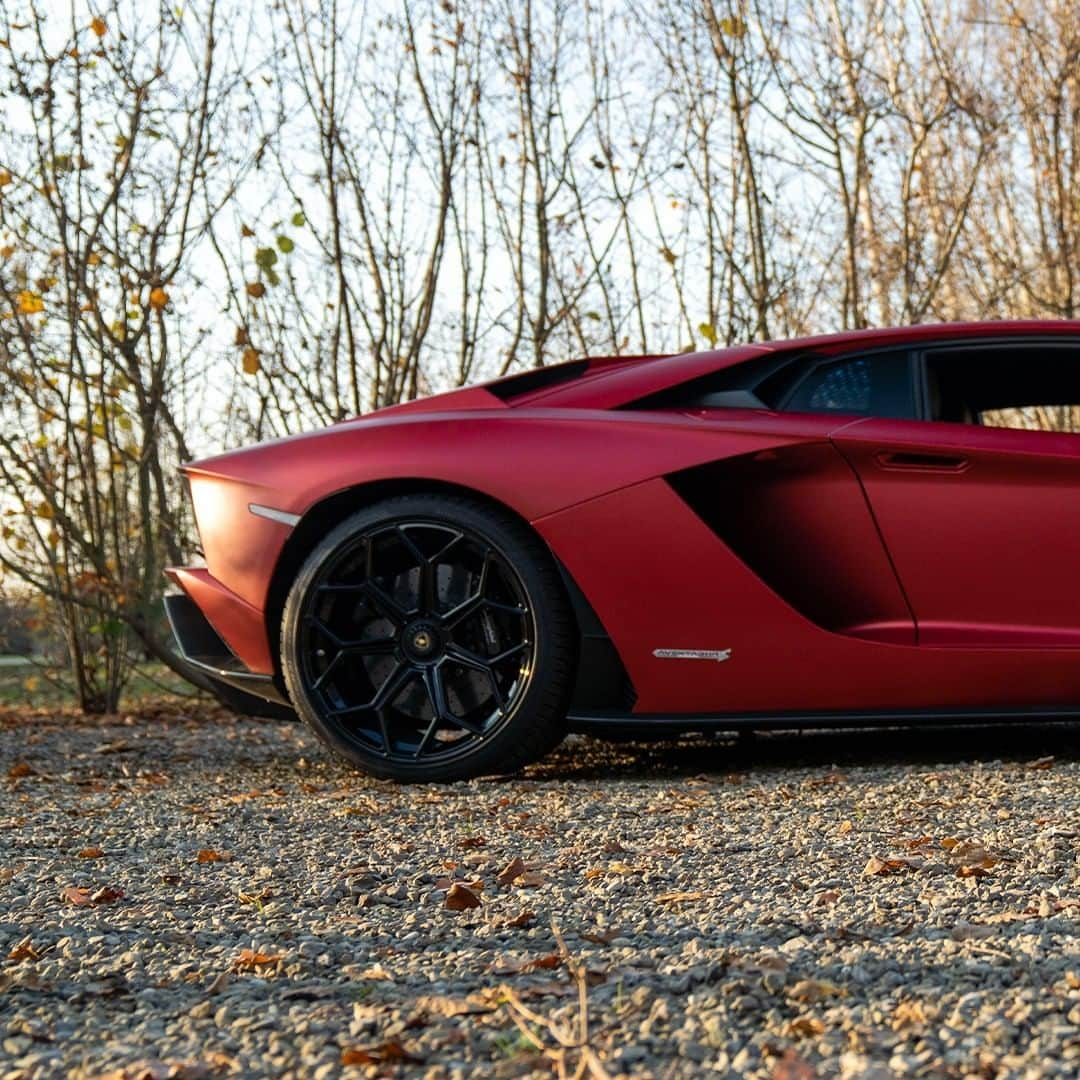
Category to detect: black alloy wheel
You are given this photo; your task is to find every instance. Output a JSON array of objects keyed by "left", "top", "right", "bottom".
[{"left": 281, "top": 494, "right": 575, "bottom": 780}]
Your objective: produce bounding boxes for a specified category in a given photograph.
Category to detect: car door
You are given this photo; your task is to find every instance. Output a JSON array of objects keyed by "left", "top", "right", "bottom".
[{"left": 832, "top": 340, "right": 1080, "bottom": 647}]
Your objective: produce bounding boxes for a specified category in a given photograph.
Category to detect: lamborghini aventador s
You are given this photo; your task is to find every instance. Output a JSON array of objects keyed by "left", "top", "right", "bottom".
[{"left": 166, "top": 321, "right": 1080, "bottom": 780}]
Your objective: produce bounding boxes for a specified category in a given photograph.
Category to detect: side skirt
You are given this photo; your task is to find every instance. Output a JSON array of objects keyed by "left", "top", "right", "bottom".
[{"left": 568, "top": 705, "right": 1080, "bottom": 738}]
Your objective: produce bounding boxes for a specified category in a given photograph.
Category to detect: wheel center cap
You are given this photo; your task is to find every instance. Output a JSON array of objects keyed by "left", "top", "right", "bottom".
[{"left": 402, "top": 620, "right": 441, "bottom": 662}]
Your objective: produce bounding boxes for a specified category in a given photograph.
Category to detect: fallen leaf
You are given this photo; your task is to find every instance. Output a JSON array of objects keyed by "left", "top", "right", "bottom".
[
  {"left": 515, "top": 871, "right": 547, "bottom": 888},
  {"left": 232, "top": 948, "right": 281, "bottom": 973},
  {"left": 196, "top": 849, "right": 231, "bottom": 863},
  {"left": 836, "top": 820, "right": 853, "bottom": 835},
  {"left": 78, "top": 847, "right": 105, "bottom": 859},
  {"left": 786, "top": 1015, "right": 825, "bottom": 1038},
  {"left": 60, "top": 884, "right": 122, "bottom": 907},
  {"left": 7, "top": 761, "right": 36, "bottom": 779},
  {"left": 7, "top": 939, "right": 40, "bottom": 962},
  {"left": 445, "top": 883, "right": 481, "bottom": 911},
  {"left": 1027, "top": 755, "right": 1055, "bottom": 770},
  {"left": 815, "top": 890, "right": 841, "bottom": 906},
  {"left": 492, "top": 953, "right": 562, "bottom": 975},
  {"left": 891, "top": 999, "right": 929, "bottom": 1029},
  {"left": 459, "top": 836, "right": 486, "bottom": 849},
  {"left": 503, "top": 910, "right": 536, "bottom": 929},
  {"left": 358, "top": 963, "right": 394, "bottom": 981},
  {"left": 655, "top": 890, "right": 706, "bottom": 904},
  {"left": 787, "top": 978, "right": 846, "bottom": 1004},
  {"left": 341, "top": 1042, "right": 422, "bottom": 1066},
  {"left": 863, "top": 855, "right": 915, "bottom": 876},
  {"left": 582, "top": 928, "right": 619, "bottom": 945},
  {"left": 497, "top": 857, "right": 526, "bottom": 886}
]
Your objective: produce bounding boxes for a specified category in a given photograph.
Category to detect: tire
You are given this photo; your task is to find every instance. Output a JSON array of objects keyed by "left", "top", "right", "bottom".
[{"left": 280, "top": 493, "right": 575, "bottom": 781}]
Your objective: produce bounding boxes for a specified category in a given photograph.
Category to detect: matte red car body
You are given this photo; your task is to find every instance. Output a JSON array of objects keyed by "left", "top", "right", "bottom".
[{"left": 168, "top": 320, "right": 1080, "bottom": 724}]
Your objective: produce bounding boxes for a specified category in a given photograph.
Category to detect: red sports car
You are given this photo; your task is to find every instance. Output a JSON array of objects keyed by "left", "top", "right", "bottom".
[{"left": 166, "top": 321, "right": 1080, "bottom": 779}]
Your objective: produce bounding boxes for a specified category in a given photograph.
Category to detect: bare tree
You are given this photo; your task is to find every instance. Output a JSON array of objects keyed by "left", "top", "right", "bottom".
[{"left": 0, "top": 0, "right": 243, "bottom": 710}]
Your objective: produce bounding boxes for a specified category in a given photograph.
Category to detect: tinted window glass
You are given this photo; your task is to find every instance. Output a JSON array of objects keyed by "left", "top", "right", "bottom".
[
  {"left": 925, "top": 344, "right": 1080, "bottom": 430},
  {"left": 785, "top": 353, "right": 914, "bottom": 419}
]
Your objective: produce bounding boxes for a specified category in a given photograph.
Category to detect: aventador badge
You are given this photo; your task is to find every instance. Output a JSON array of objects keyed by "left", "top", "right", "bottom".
[{"left": 653, "top": 648, "right": 732, "bottom": 663}]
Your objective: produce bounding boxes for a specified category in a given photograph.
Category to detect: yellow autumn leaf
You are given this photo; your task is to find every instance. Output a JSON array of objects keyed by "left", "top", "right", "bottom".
[
  {"left": 24, "top": 676, "right": 40, "bottom": 692},
  {"left": 0, "top": 170, "right": 12, "bottom": 187},
  {"left": 698, "top": 322, "right": 718, "bottom": 347},
  {"left": 33, "top": 435, "right": 48, "bottom": 449},
  {"left": 148, "top": 286, "right": 169, "bottom": 310},
  {"left": 242, "top": 347, "right": 260, "bottom": 375},
  {"left": 16, "top": 291, "right": 44, "bottom": 315},
  {"left": 91, "top": 16, "right": 107, "bottom": 37}
]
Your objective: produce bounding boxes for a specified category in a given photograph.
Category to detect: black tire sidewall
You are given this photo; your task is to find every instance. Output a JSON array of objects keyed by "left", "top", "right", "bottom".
[{"left": 280, "top": 493, "right": 573, "bottom": 781}]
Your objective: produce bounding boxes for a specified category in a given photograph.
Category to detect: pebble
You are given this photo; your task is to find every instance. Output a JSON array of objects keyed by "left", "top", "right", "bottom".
[{"left": 1, "top": 709, "right": 1078, "bottom": 1077}]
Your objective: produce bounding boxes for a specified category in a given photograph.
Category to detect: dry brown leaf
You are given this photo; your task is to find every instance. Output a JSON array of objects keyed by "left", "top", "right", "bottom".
[
  {"left": 1027, "top": 755, "right": 1055, "bottom": 770},
  {"left": 503, "top": 910, "right": 536, "bottom": 929},
  {"left": 7, "top": 940, "right": 40, "bottom": 963},
  {"left": 492, "top": 952, "right": 562, "bottom": 975},
  {"left": 836, "top": 820, "right": 853, "bottom": 835},
  {"left": 497, "top": 857, "right": 526, "bottom": 886},
  {"left": 341, "top": 1042, "right": 421, "bottom": 1066},
  {"left": 787, "top": 978, "right": 846, "bottom": 1004},
  {"left": 78, "top": 847, "right": 105, "bottom": 859},
  {"left": 196, "top": 849, "right": 231, "bottom": 864},
  {"left": 863, "top": 855, "right": 915, "bottom": 876},
  {"left": 514, "top": 870, "right": 546, "bottom": 888},
  {"left": 90, "top": 16, "right": 107, "bottom": 37},
  {"left": 459, "top": 836, "right": 486, "bottom": 849},
  {"left": 655, "top": 890, "right": 706, "bottom": 904},
  {"left": 358, "top": 963, "right": 394, "bottom": 981},
  {"left": 582, "top": 928, "right": 619, "bottom": 945},
  {"left": 232, "top": 948, "right": 281, "bottom": 973},
  {"left": 61, "top": 884, "right": 122, "bottom": 907},
  {"left": 445, "top": 883, "right": 481, "bottom": 911},
  {"left": 245, "top": 281, "right": 265, "bottom": 299},
  {"left": 786, "top": 1015, "right": 825, "bottom": 1038},
  {"left": 8, "top": 761, "right": 36, "bottom": 779},
  {"left": 891, "top": 999, "right": 929, "bottom": 1029},
  {"left": 815, "top": 889, "right": 841, "bottom": 906}
]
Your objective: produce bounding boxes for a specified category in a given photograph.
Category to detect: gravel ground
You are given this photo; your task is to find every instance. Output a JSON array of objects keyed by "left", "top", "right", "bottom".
[{"left": 1, "top": 702, "right": 1078, "bottom": 1079}]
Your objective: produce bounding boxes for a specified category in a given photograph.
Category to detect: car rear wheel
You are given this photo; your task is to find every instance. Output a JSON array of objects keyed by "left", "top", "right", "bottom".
[{"left": 280, "top": 493, "right": 575, "bottom": 781}]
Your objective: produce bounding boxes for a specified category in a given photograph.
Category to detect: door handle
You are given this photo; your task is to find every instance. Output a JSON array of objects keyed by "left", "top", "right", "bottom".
[{"left": 875, "top": 451, "right": 968, "bottom": 472}]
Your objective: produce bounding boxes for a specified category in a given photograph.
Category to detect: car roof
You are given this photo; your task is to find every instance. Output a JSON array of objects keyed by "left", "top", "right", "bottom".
[{"left": 525, "top": 320, "right": 1080, "bottom": 411}]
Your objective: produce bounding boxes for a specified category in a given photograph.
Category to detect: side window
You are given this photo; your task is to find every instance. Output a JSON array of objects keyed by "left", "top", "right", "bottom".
[
  {"left": 925, "top": 344, "right": 1080, "bottom": 431},
  {"left": 783, "top": 352, "right": 915, "bottom": 420}
]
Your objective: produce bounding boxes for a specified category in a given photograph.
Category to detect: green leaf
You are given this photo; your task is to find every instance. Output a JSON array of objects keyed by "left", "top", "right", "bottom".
[
  {"left": 291, "top": 211, "right": 306, "bottom": 228},
  {"left": 254, "top": 247, "right": 278, "bottom": 271},
  {"left": 698, "top": 322, "right": 718, "bottom": 346},
  {"left": 276, "top": 235, "right": 294, "bottom": 254}
]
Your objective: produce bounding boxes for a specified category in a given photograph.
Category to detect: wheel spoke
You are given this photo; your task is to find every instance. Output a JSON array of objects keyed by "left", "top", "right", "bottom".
[
  {"left": 365, "top": 581, "right": 410, "bottom": 626},
  {"left": 311, "top": 649, "right": 344, "bottom": 690},
  {"left": 442, "top": 592, "right": 483, "bottom": 628},
  {"left": 343, "top": 637, "right": 397, "bottom": 656}
]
